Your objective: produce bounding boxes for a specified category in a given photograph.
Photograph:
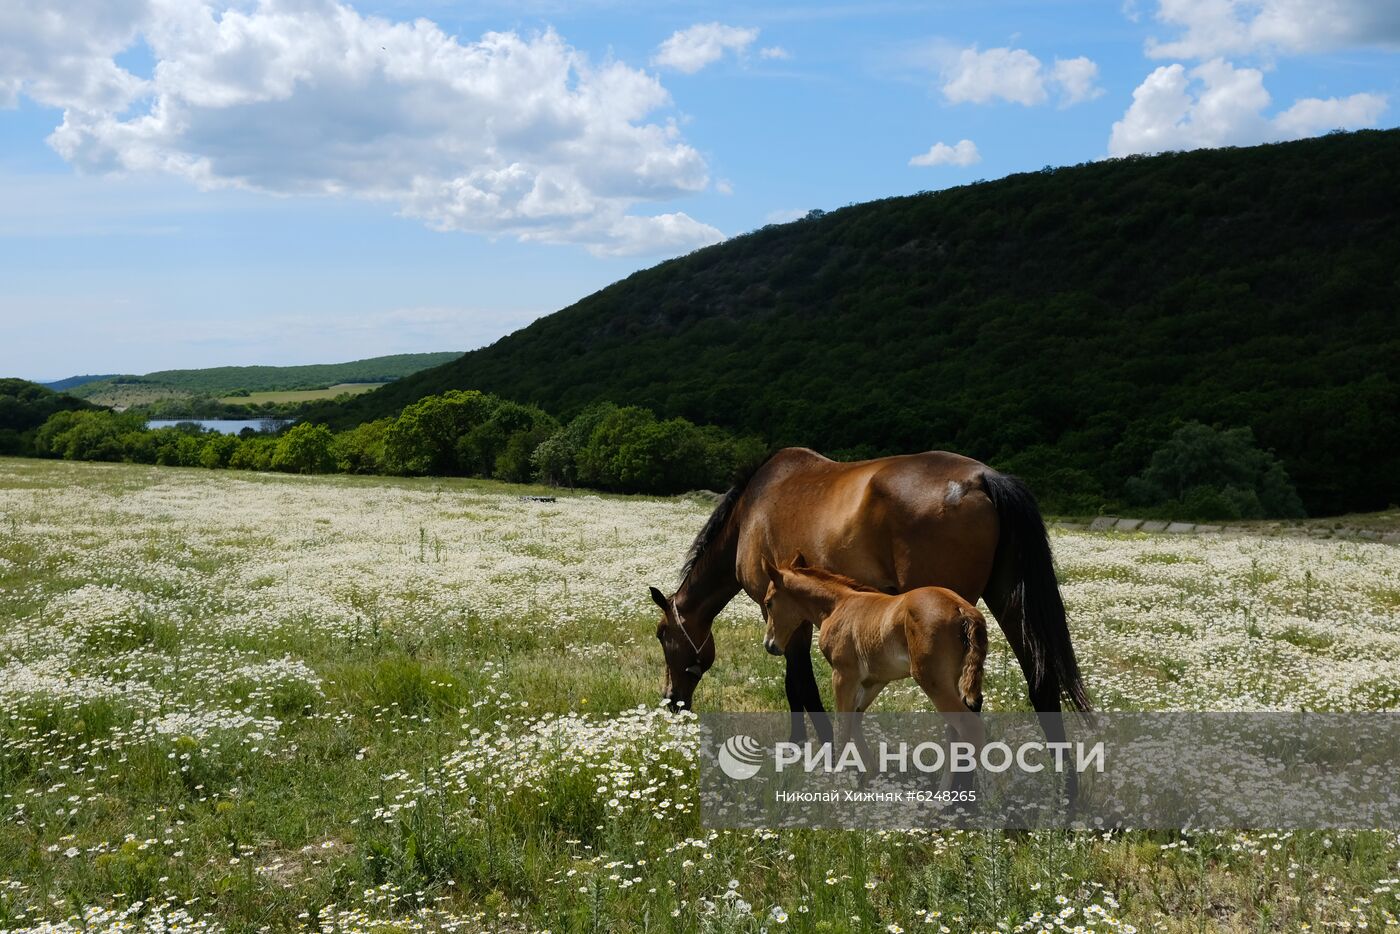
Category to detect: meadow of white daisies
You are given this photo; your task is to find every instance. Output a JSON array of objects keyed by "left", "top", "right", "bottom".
[{"left": 2, "top": 456, "right": 1399, "bottom": 933}]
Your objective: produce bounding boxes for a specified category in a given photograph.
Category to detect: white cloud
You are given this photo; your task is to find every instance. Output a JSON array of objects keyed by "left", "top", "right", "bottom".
[
  {"left": 1273, "top": 92, "right": 1389, "bottom": 138},
  {"left": 908, "top": 138, "right": 981, "bottom": 167},
  {"left": 763, "top": 208, "right": 808, "bottom": 224},
  {"left": 4, "top": 0, "right": 724, "bottom": 258},
  {"left": 0, "top": 0, "right": 150, "bottom": 112},
  {"left": 1051, "top": 57, "right": 1105, "bottom": 105},
  {"left": 941, "top": 46, "right": 1102, "bottom": 107},
  {"left": 942, "top": 47, "right": 1047, "bottom": 106},
  {"left": 1109, "top": 59, "right": 1387, "bottom": 156},
  {"left": 1146, "top": 0, "right": 1400, "bottom": 59},
  {"left": 652, "top": 22, "right": 759, "bottom": 74},
  {"left": 759, "top": 46, "right": 791, "bottom": 60}
]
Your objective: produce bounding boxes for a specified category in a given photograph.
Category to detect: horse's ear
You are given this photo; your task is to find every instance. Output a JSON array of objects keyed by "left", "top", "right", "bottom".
[
  {"left": 649, "top": 586, "right": 669, "bottom": 610},
  {"left": 792, "top": 551, "right": 809, "bottom": 569},
  {"left": 760, "top": 555, "right": 780, "bottom": 582}
]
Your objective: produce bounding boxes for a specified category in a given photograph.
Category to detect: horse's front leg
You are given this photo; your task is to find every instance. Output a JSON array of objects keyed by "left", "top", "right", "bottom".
[{"left": 784, "top": 622, "right": 832, "bottom": 746}]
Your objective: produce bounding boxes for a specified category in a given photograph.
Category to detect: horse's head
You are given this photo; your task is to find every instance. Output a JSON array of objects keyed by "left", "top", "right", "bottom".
[
  {"left": 649, "top": 586, "right": 715, "bottom": 712},
  {"left": 761, "top": 552, "right": 810, "bottom": 656}
]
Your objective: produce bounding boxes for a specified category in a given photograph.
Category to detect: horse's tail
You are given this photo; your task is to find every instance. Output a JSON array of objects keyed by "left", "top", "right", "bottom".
[
  {"left": 958, "top": 606, "right": 987, "bottom": 713},
  {"left": 981, "top": 471, "right": 1092, "bottom": 712}
]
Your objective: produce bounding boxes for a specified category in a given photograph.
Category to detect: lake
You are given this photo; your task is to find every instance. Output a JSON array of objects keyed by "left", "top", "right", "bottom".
[{"left": 145, "top": 419, "right": 291, "bottom": 435}]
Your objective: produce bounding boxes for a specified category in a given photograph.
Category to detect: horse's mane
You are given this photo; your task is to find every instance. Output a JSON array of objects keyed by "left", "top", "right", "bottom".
[
  {"left": 680, "top": 450, "right": 778, "bottom": 583},
  {"left": 785, "top": 565, "right": 881, "bottom": 594}
]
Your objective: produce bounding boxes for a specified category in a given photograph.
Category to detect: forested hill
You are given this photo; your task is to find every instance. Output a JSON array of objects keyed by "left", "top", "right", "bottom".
[
  {"left": 309, "top": 129, "right": 1400, "bottom": 516},
  {"left": 64, "top": 352, "right": 461, "bottom": 400}
]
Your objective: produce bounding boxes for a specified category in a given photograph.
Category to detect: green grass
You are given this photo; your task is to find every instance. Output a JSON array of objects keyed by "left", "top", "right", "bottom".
[
  {"left": 1, "top": 457, "right": 1398, "bottom": 932},
  {"left": 217, "top": 383, "right": 386, "bottom": 405}
]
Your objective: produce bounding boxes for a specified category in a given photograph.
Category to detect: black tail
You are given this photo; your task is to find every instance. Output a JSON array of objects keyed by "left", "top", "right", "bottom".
[{"left": 981, "top": 471, "right": 1092, "bottom": 712}]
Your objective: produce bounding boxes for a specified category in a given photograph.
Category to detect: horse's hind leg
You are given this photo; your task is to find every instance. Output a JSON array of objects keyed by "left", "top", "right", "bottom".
[{"left": 982, "top": 573, "right": 1076, "bottom": 810}]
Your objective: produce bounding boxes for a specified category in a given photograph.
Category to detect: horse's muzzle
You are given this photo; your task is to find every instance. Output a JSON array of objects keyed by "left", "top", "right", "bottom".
[{"left": 764, "top": 637, "right": 783, "bottom": 657}]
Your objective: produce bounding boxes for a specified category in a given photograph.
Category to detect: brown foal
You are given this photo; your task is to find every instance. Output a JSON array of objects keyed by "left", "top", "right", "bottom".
[{"left": 760, "top": 554, "right": 988, "bottom": 760}]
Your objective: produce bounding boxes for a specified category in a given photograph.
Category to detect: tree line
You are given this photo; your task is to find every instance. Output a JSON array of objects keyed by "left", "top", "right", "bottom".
[
  {"left": 27, "top": 390, "right": 767, "bottom": 496},
  {"left": 19, "top": 380, "right": 1306, "bottom": 518}
]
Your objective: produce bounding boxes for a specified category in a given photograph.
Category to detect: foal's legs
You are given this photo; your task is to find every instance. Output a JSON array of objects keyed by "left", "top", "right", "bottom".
[
  {"left": 911, "top": 650, "right": 985, "bottom": 799},
  {"left": 831, "top": 670, "right": 882, "bottom": 784}
]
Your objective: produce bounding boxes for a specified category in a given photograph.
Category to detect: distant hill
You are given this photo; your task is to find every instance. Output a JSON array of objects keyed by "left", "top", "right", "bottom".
[
  {"left": 42, "top": 374, "right": 119, "bottom": 392},
  {"left": 0, "top": 378, "right": 98, "bottom": 455},
  {"left": 312, "top": 130, "right": 1397, "bottom": 516},
  {"left": 68, "top": 352, "right": 461, "bottom": 407}
]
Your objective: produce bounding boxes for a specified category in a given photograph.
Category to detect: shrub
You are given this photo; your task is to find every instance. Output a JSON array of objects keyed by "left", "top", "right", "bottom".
[
  {"left": 455, "top": 401, "right": 558, "bottom": 480},
  {"left": 574, "top": 406, "right": 757, "bottom": 494},
  {"left": 152, "top": 428, "right": 205, "bottom": 467},
  {"left": 576, "top": 406, "right": 656, "bottom": 490},
  {"left": 384, "top": 390, "right": 496, "bottom": 475},
  {"left": 199, "top": 434, "right": 241, "bottom": 469},
  {"left": 532, "top": 403, "right": 617, "bottom": 487},
  {"left": 229, "top": 437, "right": 276, "bottom": 471},
  {"left": 271, "top": 423, "right": 336, "bottom": 474},
  {"left": 34, "top": 410, "right": 145, "bottom": 461},
  {"left": 1126, "top": 421, "right": 1305, "bottom": 519},
  {"left": 332, "top": 418, "right": 391, "bottom": 474}
]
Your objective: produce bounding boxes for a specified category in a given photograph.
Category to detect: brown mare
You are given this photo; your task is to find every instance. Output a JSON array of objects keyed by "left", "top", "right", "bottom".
[{"left": 647, "top": 447, "right": 1090, "bottom": 797}]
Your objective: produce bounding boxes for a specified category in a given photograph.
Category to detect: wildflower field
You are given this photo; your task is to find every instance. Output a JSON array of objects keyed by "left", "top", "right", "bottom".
[{"left": 2, "top": 457, "right": 1399, "bottom": 933}]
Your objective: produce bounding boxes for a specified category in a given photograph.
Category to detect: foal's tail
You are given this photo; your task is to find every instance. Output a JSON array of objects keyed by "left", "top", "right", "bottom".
[{"left": 958, "top": 606, "right": 988, "bottom": 713}]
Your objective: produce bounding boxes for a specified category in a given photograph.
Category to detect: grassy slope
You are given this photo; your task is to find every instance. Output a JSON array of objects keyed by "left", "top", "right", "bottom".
[
  {"left": 67, "top": 352, "right": 462, "bottom": 402},
  {"left": 215, "top": 383, "right": 387, "bottom": 405},
  {"left": 40, "top": 374, "right": 119, "bottom": 392},
  {"left": 309, "top": 130, "right": 1400, "bottom": 517}
]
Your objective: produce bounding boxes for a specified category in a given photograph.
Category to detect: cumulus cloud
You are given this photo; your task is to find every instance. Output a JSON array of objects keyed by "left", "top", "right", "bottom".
[
  {"left": 908, "top": 139, "right": 981, "bottom": 167},
  {"left": 4, "top": 0, "right": 724, "bottom": 257},
  {"left": 941, "top": 47, "right": 1102, "bottom": 107},
  {"left": 942, "top": 47, "right": 1047, "bottom": 105},
  {"left": 1146, "top": 0, "right": 1400, "bottom": 59},
  {"left": 0, "top": 0, "right": 151, "bottom": 111},
  {"left": 759, "top": 46, "right": 791, "bottom": 60},
  {"left": 652, "top": 22, "right": 759, "bottom": 73},
  {"left": 1108, "top": 59, "right": 1387, "bottom": 156},
  {"left": 1051, "top": 57, "right": 1105, "bottom": 105},
  {"left": 1273, "top": 92, "right": 1389, "bottom": 138}
]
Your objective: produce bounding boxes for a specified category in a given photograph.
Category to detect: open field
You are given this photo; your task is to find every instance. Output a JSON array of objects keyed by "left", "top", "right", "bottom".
[
  {"left": 75, "top": 382, "right": 385, "bottom": 409},
  {"left": 217, "top": 384, "right": 387, "bottom": 405},
  {"left": 75, "top": 385, "right": 192, "bottom": 409},
  {"left": 1, "top": 457, "right": 1399, "bottom": 932}
]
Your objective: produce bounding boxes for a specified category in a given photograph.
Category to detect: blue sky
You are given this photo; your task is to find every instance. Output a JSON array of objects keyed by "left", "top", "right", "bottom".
[{"left": 2, "top": 0, "right": 1397, "bottom": 381}]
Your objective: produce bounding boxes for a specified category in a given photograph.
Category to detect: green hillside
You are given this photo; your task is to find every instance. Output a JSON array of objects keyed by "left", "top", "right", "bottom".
[
  {"left": 0, "top": 379, "right": 97, "bottom": 455},
  {"left": 308, "top": 130, "right": 1400, "bottom": 516},
  {"left": 68, "top": 352, "right": 461, "bottom": 406},
  {"left": 41, "top": 374, "right": 118, "bottom": 392}
]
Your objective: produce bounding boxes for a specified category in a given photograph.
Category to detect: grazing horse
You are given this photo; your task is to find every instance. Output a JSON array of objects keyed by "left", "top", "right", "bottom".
[{"left": 647, "top": 447, "right": 1090, "bottom": 799}]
